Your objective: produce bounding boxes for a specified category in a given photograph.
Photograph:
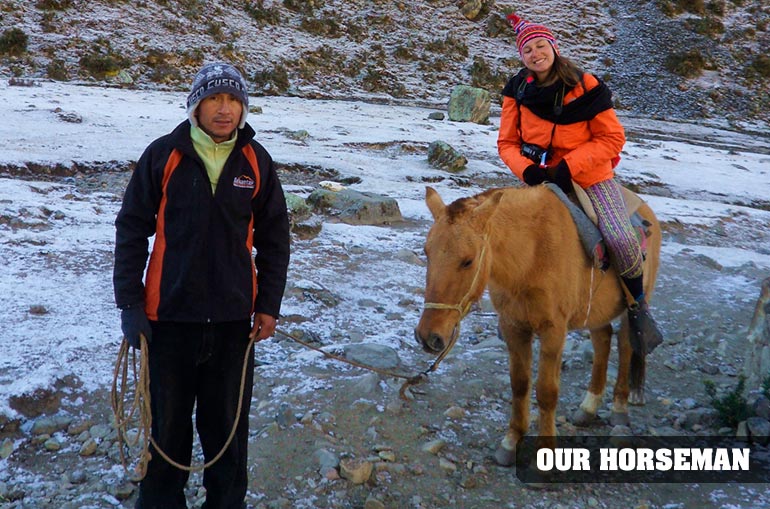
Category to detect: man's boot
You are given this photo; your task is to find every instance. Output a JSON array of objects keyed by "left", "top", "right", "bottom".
[{"left": 627, "top": 298, "right": 663, "bottom": 355}]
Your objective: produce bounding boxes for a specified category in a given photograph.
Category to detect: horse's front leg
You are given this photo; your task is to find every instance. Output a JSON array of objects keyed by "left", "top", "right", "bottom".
[
  {"left": 494, "top": 320, "right": 533, "bottom": 467},
  {"left": 573, "top": 324, "right": 612, "bottom": 426},
  {"left": 534, "top": 325, "right": 567, "bottom": 450}
]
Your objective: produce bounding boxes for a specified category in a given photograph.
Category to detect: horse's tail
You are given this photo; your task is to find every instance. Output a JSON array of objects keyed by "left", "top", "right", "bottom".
[{"left": 629, "top": 349, "right": 646, "bottom": 400}]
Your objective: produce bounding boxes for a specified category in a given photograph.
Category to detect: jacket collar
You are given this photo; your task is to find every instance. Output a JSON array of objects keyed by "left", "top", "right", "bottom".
[{"left": 169, "top": 120, "right": 256, "bottom": 158}]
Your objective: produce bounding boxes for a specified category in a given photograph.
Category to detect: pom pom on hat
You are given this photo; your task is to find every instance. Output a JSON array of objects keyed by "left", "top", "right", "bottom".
[
  {"left": 186, "top": 62, "right": 249, "bottom": 129},
  {"left": 506, "top": 13, "right": 559, "bottom": 56}
]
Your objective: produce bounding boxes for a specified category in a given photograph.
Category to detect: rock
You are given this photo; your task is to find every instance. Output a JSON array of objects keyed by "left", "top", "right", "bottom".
[
  {"left": 746, "top": 416, "right": 770, "bottom": 445},
  {"left": 427, "top": 141, "right": 467, "bottom": 173},
  {"left": 683, "top": 407, "right": 718, "bottom": 428},
  {"left": 444, "top": 406, "right": 466, "bottom": 419},
  {"left": 365, "top": 495, "right": 386, "bottom": 509},
  {"left": 31, "top": 415, "right": 72, "bottom": 435},
  {"left": 421, "top": 439, "right": 446, "bottom": 455},
  {"left": 342, "top": 343, "right": 401, "bottom": 370},
  {"left": 57, "top": 111, "right": 83, "bottom": 123},
  {"left": 353, "top": 373, "right": 381, "bottom": 394},
  {"left": 79, "top": 438, "right": 98, "bottom": 456},
  {"left": 744, "top": 277, "right": 770, "bottom": 390},
  {"left": 394, "top": 249, "right": 426, "bottom": 266},
  {"left": 427, "top": 111, "right": 445, "bottom": 120},
  {"left": 439, "top": 457, "right": 457, "bottom": 473},
  {"left": 68, "top": 469, "right": 87, "bottom": 484},
  {"left": 110, "top": 481, "right": 137, "bottom": 501},
  {"left": 307, "top": 188, "right": 403, "bottom": 225},
  {"left": 736, "top": 420, "right": 750, "bottom": 441},
  {"left": 339, "top": 457, "right": 373, "bottom": 484},
  {"left": 460, "top": 0, "right": 484, "bottom": 20},
  {"left": 44, "top": 437, "right": 61, "bottom": 451},
  {"left": 114, "top": 69, "right": 133, "bottom": 85},
  {"left": 288, "top": 129, "right": 310, "bottom": 142},
  {"left": 314, "top": 448, "right": 339, "bottom": 473},
  {"left": 319, "top": 180, "right": 346, "bottom": 191},
  {"left": 0, "top": 438, "right": 14, "bottom": 459},
  {"left": 67, "top": 419, "right": 92, "bottom": 436},
  {"left": 378, "top": 450, "right": 396, "bottom": 462},
  {"left": 447, "top": 85, "right": 490, "bottom": 124},
  {"left": 286, "top": 282, "right": 339, "bottom": 307},
  {"left": 753, "top": 395, "right": 770, "bottom": 420},
  {"left": 89, "top": 423, "right": 112, "bottom": 439},
  {"left": 275, "top": 403, "right": 296, "bottom": 428},
  {"left": 292, "top": 214, "right": 323, "bottom": 240},
  {"left": 285, "top": 192, "right": 312, "bottom": 222},
  {"left": 693, "top": 254, "right": 723, "bottom": 271}
]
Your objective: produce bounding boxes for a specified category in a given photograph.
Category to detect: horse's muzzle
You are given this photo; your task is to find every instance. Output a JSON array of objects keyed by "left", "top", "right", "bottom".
[{"left": 414, "top": 327, "right": 445, "bottom": 354}]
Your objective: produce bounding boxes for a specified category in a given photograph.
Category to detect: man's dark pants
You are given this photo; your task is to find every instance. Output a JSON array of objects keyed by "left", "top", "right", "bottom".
[{"left": 135, "top": 320, "right": 254, "bottom": 509}]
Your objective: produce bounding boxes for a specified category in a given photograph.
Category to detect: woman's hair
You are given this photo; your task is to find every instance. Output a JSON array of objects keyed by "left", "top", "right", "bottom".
[{"left": 530, "top": 54, "right": 583, "bottom": 88}]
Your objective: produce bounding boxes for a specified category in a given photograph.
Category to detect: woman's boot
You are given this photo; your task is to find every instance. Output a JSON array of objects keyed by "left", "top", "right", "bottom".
[{"left": 627, "top": 297, "right": 663, "bottom": 355}]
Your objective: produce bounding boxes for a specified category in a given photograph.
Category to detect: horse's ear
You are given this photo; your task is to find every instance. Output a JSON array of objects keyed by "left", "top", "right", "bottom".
[
  {"left": 425, "top": 186, "right": 446, "bottom": 221},
  {"left": 472, "top": 191, "right": 503, "bottom": 223}
]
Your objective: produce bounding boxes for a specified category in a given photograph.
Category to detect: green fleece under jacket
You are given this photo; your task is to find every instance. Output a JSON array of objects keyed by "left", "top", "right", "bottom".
[{"left": 190, "top": 125, "right": 237, "bottom": 193}]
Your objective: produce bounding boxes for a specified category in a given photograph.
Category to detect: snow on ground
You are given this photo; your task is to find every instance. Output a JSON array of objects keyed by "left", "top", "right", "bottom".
[{"left": 1, "top": 80, "right": 769, "bottom": 419}]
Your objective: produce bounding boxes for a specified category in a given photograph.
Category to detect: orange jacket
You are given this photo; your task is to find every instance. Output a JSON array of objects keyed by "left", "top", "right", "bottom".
[{"left": 498, "top": 73, "right": 625, "bottom": 189}]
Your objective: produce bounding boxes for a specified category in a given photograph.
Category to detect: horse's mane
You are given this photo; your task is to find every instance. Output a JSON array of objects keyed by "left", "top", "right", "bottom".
[{"left": 445, "top": 187, "right": 536, "bottom": 222}]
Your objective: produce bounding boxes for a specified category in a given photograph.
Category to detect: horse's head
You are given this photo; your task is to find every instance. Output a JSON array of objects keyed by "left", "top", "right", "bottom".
[{"left": 414, "top": 187, "right": 502, "bottom": 356}]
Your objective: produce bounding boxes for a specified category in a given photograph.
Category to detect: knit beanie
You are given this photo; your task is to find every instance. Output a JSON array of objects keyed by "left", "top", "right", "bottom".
[
  {"left": 186, "top": 62, "right": 249, "bottom": 129},
  {"left": 507, "top": 13, "right": 559, "bottom": 56}
]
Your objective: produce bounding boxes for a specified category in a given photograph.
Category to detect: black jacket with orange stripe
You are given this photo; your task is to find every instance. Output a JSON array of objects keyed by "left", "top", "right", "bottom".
[{"left": 113, "top": 120, "right": 290, "bottom": 323}]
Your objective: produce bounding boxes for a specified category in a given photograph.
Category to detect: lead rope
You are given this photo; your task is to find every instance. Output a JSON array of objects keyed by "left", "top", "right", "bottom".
[
  {"left": 111, "top": 333, "right": 254, "bottom": 481},
  {"left": 112, "top": 324, "right": 449, "bottom": 481}
]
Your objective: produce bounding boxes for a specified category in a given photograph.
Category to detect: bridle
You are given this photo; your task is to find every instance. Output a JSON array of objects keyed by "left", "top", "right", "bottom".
[{"left": 421, "top": 236, "right": 489, "bottom": 367}]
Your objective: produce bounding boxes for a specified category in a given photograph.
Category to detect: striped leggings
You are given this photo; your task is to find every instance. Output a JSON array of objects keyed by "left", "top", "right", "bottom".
[{"left": 584, "top": 179, "right": 643, "bottom": 279}]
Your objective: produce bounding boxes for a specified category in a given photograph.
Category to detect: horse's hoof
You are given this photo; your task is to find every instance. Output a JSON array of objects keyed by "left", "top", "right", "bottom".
[
  {"left": 609, "top": 411, "right": 630, "bottom": 427},
  {"left": 629, "top": 389, "right": 646, "bottom": 406},
  {"left": 571, "top": 408, "right": 597, "bottom": 427},
  {"left": 494, "top": 445, "right": 516, "bottom": 467}
]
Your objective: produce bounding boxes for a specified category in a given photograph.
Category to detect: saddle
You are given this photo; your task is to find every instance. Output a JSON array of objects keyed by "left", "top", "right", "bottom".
[{"left": 545, "top": 182, "right": 651, "bottom": 271}]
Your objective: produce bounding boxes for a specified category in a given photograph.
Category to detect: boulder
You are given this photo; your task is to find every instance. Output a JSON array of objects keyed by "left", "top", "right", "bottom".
[
  {"left": 460, "top": 0, "right": 484, "bottom": 20},
  {"left": 307, "top": 188, "right": 402, "bottom": 225},
  {"left": 744, "top": 277, "right": 770, "bottom": 390},
  {"left": 448, "top": 85, "right": 490, "bottom": 124},
  {"left": 427, "top": 140, "right": 467, "bottom": 173}
]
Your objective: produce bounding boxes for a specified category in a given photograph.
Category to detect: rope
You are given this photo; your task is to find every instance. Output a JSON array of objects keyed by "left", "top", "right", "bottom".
[
  {"left": 272, "top": 327, "right": 438, "bottom": 400},
  {"left": 111, "top": 323, "right": 456, "bottom": 481},
  {"left": 111, "top": 333, "right": 254, "bottom": 481}
]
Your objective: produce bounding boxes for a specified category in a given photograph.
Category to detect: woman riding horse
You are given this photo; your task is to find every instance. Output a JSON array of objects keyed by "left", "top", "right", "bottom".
[{"left": 497, "top": 13, "right": 662, "bottom": 356}]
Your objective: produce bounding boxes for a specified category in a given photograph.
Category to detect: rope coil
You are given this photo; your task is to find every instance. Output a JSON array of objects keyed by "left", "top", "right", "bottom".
[{"left": 111, "top": 333, "right": 253, "bottom": 481}]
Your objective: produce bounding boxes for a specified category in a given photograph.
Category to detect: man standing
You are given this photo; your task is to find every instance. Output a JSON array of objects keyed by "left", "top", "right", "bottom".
[{"left": 113, "top": 62, "right": 290, "bottom": 509}]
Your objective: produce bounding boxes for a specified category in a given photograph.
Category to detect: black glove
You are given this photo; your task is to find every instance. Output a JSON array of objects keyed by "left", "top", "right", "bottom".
[
  {"left": 522, "top": 164, "right": 547, "bottom": 186},
  {"left": 120, "top": 305, "right": 152, "bottom": 349},
  {"left": 546, "top": 160, "right": 573, "bottom": 194}
]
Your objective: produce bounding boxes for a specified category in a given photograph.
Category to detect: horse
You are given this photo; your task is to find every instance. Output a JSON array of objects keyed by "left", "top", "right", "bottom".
[{"left": 413, "top": 185, "right": 661, "bottom": 466}]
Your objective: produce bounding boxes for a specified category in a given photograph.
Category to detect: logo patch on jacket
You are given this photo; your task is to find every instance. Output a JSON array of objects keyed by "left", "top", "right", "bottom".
[{"left": 233, "top": 175, "right": 256, "bottom": 189}]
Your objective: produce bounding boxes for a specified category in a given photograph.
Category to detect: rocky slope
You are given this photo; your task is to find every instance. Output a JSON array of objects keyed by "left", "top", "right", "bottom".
[{"left": 1, "top": 0, "right": 768, "bottom": 124}]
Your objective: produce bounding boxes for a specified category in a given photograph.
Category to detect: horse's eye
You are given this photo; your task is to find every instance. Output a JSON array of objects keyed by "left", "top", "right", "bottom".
[{"left": 461, "top": 258, "right": 473, "bottom": 269}]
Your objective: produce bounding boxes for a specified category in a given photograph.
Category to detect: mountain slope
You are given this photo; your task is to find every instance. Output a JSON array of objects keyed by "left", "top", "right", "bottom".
[{"left": 0, "top": 0, "right": 768, "bottom": 124}]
